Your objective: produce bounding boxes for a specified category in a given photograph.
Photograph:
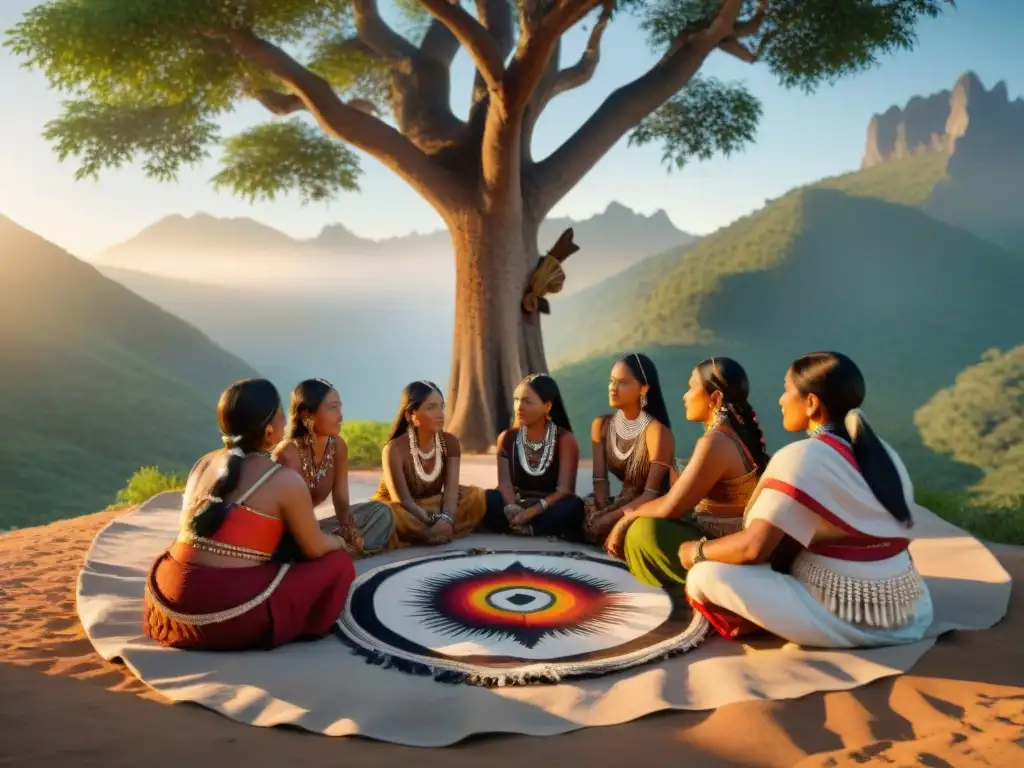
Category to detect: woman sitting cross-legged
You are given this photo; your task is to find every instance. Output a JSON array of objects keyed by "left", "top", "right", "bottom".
[
  {"left": 681, "top": 352, "right": 934, "bottom": 649},
  {"left": 143, "top": 378, "right": 355, "bottom": 651},
  {"left": 482, "top": 374, "right": 584, "bottom": 539},
  {"left": 370, "top": 380, "right": 487, "bottom": 548},
  {"left": 584, "top": 353, "right": 676, "bottom": 544},
  {"left": 273, "top": 378, "right": 394, "bottom": 556},
  {"left": 609, "top": 358, "right": 771, "bottom": 585}
]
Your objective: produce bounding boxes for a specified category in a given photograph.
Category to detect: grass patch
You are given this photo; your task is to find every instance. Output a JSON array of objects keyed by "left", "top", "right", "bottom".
[{"left": 917, "top": 488, "right": 1024, "bottom": 545}]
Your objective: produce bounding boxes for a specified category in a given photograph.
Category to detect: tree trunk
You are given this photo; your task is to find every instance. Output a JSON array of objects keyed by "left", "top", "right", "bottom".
[{"left": 444, "top": 209, "right": 548, "bottom": 452}]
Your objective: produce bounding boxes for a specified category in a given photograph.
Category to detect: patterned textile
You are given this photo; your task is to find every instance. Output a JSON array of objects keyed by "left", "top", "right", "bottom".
[{"left": 335, "top": 549, "right": 709, "bottom": 686}]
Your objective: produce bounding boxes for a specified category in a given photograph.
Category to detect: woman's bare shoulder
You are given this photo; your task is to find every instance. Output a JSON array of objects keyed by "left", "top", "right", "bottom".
[
  {"left": 272, "top": 440, "right": 301, "bottom": 464},
  {"left": 442, "top": 431, "right": 462, "bottom": 457}
]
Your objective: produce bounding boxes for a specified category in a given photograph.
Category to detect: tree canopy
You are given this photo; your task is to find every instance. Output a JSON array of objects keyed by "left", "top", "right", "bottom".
[{"left": 6, "top": 0, "right": 949, "bottom": 216}]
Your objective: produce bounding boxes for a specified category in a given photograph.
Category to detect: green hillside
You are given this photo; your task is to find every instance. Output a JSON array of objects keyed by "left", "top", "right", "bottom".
[
  {"left": 915, "top": 345, "right": 1024, "bottom": 502},
  {"left": 546, "top": 153, "right": 954, "bottom": 364},
  {"left": 0, "top": 216, "right": 259, "bottom": 528},
  {"left": 551, "top": 184, "right": 1024, "bottom": 494}
]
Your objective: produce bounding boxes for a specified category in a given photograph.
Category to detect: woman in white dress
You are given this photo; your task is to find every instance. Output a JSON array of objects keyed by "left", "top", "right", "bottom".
[{"left": 682, "top": 351, "right": 934, "bottom": 648}]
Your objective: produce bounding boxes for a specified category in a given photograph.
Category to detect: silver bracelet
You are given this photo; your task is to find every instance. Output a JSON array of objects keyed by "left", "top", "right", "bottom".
[
  {"left": 643, "top": 486, "right": 659, "bottom": 494},
  {"left": 539, "top": 498, "right": 550, "bottom": 512},
  {"left": 437, "top": 512, "right": 455, "bottom": 526},
  {"left": 556, "top": 485, "right": 572, "bottom": 494},
  {"left": 692, "top": 537, "right": 709, "bottom": 565}
]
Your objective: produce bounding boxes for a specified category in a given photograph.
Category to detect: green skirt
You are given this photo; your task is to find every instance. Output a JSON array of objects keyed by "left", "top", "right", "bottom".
[{"left": 623, "top": 517, "right": 704, "bottom": 590}]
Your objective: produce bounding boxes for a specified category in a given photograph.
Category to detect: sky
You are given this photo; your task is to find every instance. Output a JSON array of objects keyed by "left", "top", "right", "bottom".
[{"left": 0, "top": 1, "right": 1021, "bottom": 258}]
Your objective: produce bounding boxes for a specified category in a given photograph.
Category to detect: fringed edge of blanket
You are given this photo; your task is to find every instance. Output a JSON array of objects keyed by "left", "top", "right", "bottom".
[{"left": 331, "top": 618, "right": 710, "bottom": 688}]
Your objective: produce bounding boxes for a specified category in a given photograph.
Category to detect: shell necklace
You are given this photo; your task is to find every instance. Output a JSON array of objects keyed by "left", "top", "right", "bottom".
[
  {"left": 408, "top": 426, "right": 444, "bottom": 483},
  {"left": 610, "top": 409, "right": 651, "bottom": 462},
  {"left": 517, "top": 421, "right": 557, "bottom": 477},
  {"left": 300, "top": 436, "right": 335, "bottom": 490}
]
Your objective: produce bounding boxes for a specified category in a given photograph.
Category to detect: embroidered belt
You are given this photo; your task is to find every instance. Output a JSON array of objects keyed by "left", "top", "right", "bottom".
[
  {"left": 693, "top": 514, "right": 744, "bottom": 539},
  {"left": 178, "top": 533, "right": 274, "bottom": 562},
  {"left": 791, "top": 557, "right": 925, "bottom": 629},
  {"left": 146, "top": 563, "right": 291, "bottom": 627}
]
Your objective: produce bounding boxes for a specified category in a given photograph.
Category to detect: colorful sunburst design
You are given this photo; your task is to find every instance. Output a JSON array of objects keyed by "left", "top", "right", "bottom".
[
  {"left": 335, "top": 549, "right": 710, "bottom": 687},
  {"left": 404, "top": 560, "right": 637, "bottom": 649}
]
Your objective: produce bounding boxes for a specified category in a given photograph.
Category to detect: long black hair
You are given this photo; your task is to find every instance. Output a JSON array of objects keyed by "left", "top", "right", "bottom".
[
  {"left": 620, "top": 352, "right": 671, "bottom": 430},
  {"left": 790, "top": 351, "right": 913, "bottom": 526},
  {"left": 190, "top": 378, "right": 281, "bottom": 538},
  {"left": 388, "top": 380, "right": 443, "bottom": 442},
  {"left": 696, "top": 356, "right": 771, "bottom": 475},
  {"left": 519, "top": 373, "right": 572, "bottom": 433},
  {"left": 287, "top": 378, "right": 335, "bottom": 440}
]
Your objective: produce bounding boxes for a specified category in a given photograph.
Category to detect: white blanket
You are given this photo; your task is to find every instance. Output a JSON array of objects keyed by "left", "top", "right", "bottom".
[{"left": 76, "top": 459, "right": 1011, "bottom": 747}]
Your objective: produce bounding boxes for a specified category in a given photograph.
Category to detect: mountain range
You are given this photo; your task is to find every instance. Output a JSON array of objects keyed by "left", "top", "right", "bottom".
[
  {"left": 96, "top": 201, "right": 696, "bottom": 298},
  {"left": 0, "top": 216, "right": 258, "bottom": 527}
]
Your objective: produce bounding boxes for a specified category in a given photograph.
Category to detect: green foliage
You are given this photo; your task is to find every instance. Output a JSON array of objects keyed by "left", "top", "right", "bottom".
[
  {"left": 630, "top": 76, "right": 762, "bottom": 170},
  {"left": 915, "top": 346, "right": 1024, "bottom": 502},
  {"left": 341, "top": 420, "right": 389, "bottom": 469},
  {"left": 5, "top": 0, "right": 950, "bottom": 203},
  {"left": 111, "top": 466, "right": 187, "bottom": 509},
  {"left": 44, "top": 100, "right": 218, "bottom": 182},
  {"left": 213, "top": 120, "right": 362, "bottom": 204},
  {"left": 637, "top": 1, "right": 948, "bottom": 91},
  {"left": 4, "top": 0, "right": 363, "bottom": 203}
]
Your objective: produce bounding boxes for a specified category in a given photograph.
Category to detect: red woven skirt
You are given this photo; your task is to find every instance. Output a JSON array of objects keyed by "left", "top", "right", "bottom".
[{"left": 143, "top": 544, "right": 355, "bottom": 651}]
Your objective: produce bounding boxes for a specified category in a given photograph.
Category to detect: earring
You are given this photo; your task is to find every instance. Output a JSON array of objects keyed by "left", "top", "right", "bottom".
[
  {"left": 303, "top": 418, "right": 316, "bottom": 440},
  {"left": 713, "top": 406, "right": 728, "bottom": 426},
  {"left": 640, "top": 393, "right": 648, "bottom": 408}
]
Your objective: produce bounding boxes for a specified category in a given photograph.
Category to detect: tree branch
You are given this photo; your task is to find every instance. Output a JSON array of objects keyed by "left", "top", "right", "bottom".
[
  {"left": 549, "top": 1, "right": 612, "bottom": 99},
  {"left": 734, "top": 0, "right": 769, "bottom": 37},
  {"left": 352, "top": 0, "right": 419, "bottom": 61},
  {"left": 718, "top": 36, "right": 756, "bottom": 62},
  {"left": 504, "top": 0, "right": 602, "bottom": 114},
  {"left": 718, "top": 0, "right": 768, "bottom": 62},
  {"left": 529, "top": 0, "right": 746, "bottom": 215},
  {"left": 520, "top": 2, "right": 608, "bottom": 169},
  {"left": 417, "top": 0, "right": 506, "bottom": 92},
  {"left": 249, "top": 87, "right": 306, "bottom": 115},
  {"left": 214, "top": 28, "right": 467, "bottom": 211}
]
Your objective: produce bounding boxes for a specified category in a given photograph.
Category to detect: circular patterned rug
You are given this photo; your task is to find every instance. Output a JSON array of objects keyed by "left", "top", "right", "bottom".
[{"left": 335, "top": 549, "right": 710, "bottom": 687}]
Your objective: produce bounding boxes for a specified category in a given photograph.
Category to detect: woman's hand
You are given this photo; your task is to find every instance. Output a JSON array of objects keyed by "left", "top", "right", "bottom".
[
  {"left": 427, "top": 520, "right": 455, "bottom": 545},
  {"left": 585, "top": 509, "right": 618, "bottom": 543},
  {"left": 510, "top": 523, "right": 533, "bottom": 536},
  {"left": 509, "top": 506, "right": 540, "bottom": 528},
  {"left": 678, "top": 539, "right": 696, "bottom": 570},
  {"left": 336, "top": 517, "right": 364, "bottom": 555},
  {"left": 604, "top": 516, "right": 633, "bottom": 559},
  {"left": 504, "top": 503, "right": 525, "bottom": 523}
]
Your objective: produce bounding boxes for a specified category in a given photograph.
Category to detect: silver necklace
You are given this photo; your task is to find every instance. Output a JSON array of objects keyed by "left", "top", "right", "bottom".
[
  {"left": 610, "top": 410, "right": 650, "bottom": 462},
  {"left": 517, "top": 421, "right": 557, "bottom": 477},
  {"left": 408, "top": 426, "right": 443, "bottom": 483}
]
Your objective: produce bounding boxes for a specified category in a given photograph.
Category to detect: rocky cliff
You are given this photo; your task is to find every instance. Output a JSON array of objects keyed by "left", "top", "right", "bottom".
[{"left": 862, "top": 72, "right": 1024, "bottom": 168}]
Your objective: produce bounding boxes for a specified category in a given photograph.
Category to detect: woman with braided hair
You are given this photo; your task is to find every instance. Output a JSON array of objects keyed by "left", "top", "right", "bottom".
[
  {"left": 143, "top": 378, "right": 355, "bottom": 651},
  {"left": 608, "top": 358, "right": 770, "bottom": 591}
]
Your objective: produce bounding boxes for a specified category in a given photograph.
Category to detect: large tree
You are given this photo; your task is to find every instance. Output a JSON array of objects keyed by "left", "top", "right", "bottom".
[{"left": 7, "top": 0, "right": 946, "bottom": 449}]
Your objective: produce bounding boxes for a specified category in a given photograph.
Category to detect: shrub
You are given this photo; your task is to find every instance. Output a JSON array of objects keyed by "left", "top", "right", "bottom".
[
  {"left": 341, "top": 421, "right": 389, "bottom": 469},
  {"left": 111, "top": 465, "right": 186, "bottom": 509}
]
